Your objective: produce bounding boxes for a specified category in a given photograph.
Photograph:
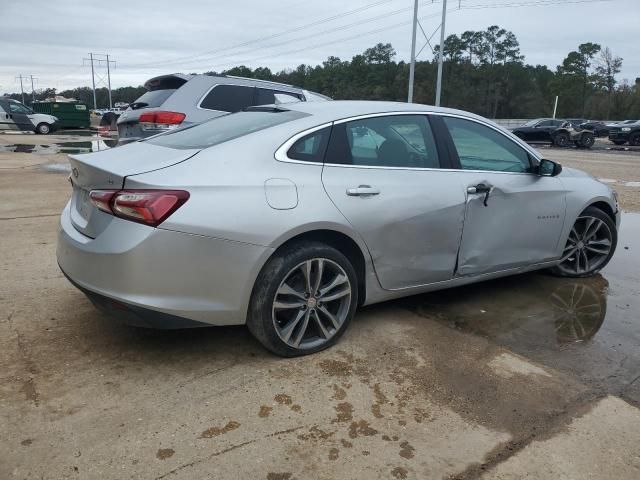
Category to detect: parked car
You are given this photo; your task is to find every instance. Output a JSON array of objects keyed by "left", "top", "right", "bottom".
[
  {"left": 608, "top": 120, "right": 640, "bottom": 146},
  {"left": 58, "top": 101, "right": 620, "bottom": 356},
  {"left": 512, "top": 118, "right": 595, "bottom": 148},
  {"left": 511, "top": 118, "right": 565, "bottom": 142},
  {"left": 116, "top": 74, "right": 330, "bottom": 145},
  {"left": 579, "top": 121, "right": 609, "bottom": 137},
  {"left": 0, "top": 97, "right": 60, "bottom": 134}
]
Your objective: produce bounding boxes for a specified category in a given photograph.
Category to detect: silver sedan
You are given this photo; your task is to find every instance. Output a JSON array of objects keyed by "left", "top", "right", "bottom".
[{"left": 57, "top": 101, "right": 620, "bottom": 356}]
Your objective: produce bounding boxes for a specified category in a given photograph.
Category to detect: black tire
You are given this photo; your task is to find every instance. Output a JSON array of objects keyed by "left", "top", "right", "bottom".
[
  {"left": 612, "top": 140, "right": 626, "bottom": 146},
  {"left": 579, "top": 132, "right": 595, "bottom": 149},
  {"left": 629, "top": 133, "right": 640, "bottom": 147},
  {"left": 35, "top": 122, "right": 51, "bottom": 135},
  {"left": 247, "top": 241, "right": 358, "bottom": 357},
  {"left": 553, "top": 131, "right": 570, "bottom": 147},
  {"left": 550, "top": 206, "right": 617, "bottom": 278}
]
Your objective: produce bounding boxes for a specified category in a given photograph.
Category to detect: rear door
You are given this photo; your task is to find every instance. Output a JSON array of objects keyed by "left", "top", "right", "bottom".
[
  {"left": 438, "top": 115, "right": 566, "bottom": 276},
  {"left": 321, "top": 113, "right": 465, "bottom": 290}
]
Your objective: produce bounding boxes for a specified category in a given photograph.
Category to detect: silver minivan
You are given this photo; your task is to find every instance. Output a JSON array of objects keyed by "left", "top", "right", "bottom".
[{"left": 116, "top": 74, "right": 329, "bottom": 145}]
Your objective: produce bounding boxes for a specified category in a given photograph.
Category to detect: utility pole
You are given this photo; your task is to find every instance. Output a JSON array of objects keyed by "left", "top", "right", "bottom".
[
  {"left": 83, "top": 53, "right": 115, "bottom": 110},
  {"left": 106, "top": 54, "right": 112, "bottom": 110},
  {"left": 435, "top": 0, "right": 448, "bottom": 107},
  {"left": 407, "top": 0, "right": 419, "bottom": 103},
  {"left": 15, "top": 75, "right": 26, "bottom": 104},
  {"left": 30, "top": 75, "right": 37, "bottom": 103},
  {"left": 89, "top": 53, "right": 97, "bottom": 109}
]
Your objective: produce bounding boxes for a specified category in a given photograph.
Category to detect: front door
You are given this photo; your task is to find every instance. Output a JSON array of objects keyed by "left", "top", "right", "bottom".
[
  {"left": 7, "top": 100, "right": 35, "bottom": 131},
  {"left": 321, "top": 114, "right": 465, "bottom": 290},
  {"left": 439, "top": 115, "right": 567, "bottom": 276}
]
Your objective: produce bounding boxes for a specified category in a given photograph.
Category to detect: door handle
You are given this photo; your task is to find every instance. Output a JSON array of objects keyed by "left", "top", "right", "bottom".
[
  {"left": 346, "top": 185, "right": 380, "bottom": 197},
  {"left": 467, "top": 183, "right": 492, "bottom": 207}
]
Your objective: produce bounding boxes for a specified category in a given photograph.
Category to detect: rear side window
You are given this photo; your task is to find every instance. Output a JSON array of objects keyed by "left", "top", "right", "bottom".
[
  {"left": 200, "top": 85, "right": 255, "bottom": 112},
  {"left": 130, "top": 90, "right": 176, "bottom": 110},
  {"left": 256, "top": 88, "right": 302, "bottom": 106},
  {"left": 325, "top": 115, "right": 440, "bottom": 168},
  {"left": 287, "top": 127, "right": 330, "bottom": 162},
  {"left": 443, "top": 116, "right": 531, "bottom": 173},
  {"left": 147, "top": 110, "right": 308, "bottom": 150}
]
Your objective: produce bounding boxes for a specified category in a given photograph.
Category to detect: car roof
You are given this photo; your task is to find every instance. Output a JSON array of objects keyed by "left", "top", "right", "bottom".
[{"left": 280, "top": 100, "right": 492, "bottom": 124}]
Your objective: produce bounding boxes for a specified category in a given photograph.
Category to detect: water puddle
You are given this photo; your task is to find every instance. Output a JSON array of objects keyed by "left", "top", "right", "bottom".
[
  {"left": 401, "top": 212, "right": 640, "bottom": 401},
  {"left": 0, "top": 138, "right": 116, "bottom": 155},
  {"left": 598, "top": 178, "right": 640, "bottom": 188}
]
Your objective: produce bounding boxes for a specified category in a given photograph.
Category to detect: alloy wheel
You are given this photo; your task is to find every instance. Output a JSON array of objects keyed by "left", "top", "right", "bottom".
[
  {"left": 556, "top": 216, "right": 613, "bottom": 275},
  {"left": 272, "top": 258, "right": 352, "bottom": 350}
]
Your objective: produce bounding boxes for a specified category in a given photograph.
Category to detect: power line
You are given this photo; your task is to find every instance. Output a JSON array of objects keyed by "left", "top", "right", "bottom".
[
  {"left": 119, "top": 1, "right": 443, "bottom": 71},
  {"left": 122, "top": 0, "right": 398, "bottom": 68}
]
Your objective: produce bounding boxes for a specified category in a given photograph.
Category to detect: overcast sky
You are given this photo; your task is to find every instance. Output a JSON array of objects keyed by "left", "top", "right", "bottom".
[{"left": 1, "top": 0, "right": 637, "bottom": 96}]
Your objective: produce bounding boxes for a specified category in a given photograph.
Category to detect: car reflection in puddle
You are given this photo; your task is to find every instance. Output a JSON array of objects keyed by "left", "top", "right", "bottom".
[
  {"left": 408, "top": 274, "right": 608, "bottom": 347},
  {"left": 0, "top": 138, "right": 116, "bottom": 155}
]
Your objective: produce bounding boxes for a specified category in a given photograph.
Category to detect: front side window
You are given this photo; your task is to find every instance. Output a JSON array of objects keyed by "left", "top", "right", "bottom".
[
  {"left": 287, "top": 127, "right": 330, "bottom": 163},
  {"left": 325, "top": 115, "right": 440, "bottom": 168},
  {"left": 200, "top": 85, "right": 255, "bottom": 112},
  {"left": 9, "top": 101, "right": 31, "bottom": 114},
  {"left": 443, "top": 117, "right": 531, "bottom": 173}
]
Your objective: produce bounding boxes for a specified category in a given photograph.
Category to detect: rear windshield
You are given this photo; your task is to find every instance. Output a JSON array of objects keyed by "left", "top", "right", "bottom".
[
  {"left": 147, "top": 110, "right": 308, "bottom": 150},
  {"left": 130, "top": 89, "right": 176, "bottom": 110}
]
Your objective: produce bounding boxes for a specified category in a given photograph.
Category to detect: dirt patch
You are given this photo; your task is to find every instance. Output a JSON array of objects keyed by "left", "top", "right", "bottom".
[
  {"left": 391, "top": 466, "right": 409, "bottom": 479},
  {"left": 332, "top": 384, "right": 347, "bottom": 400},
  {"left": 399, "top": 441, "right": 415, "bottom": 459},
  {"left": 21, "top": 439, "right": 33, "bottom": 446},
  {"left": 199, "top": 421, "right": 241, "bottom": 439},
  {"left": 266, "top": 473, "right": 292, "bottom": 480},
  {"left": 319, "top": 359, "right": 353, "bottom": 377},
  {"left": 328, "top": 447, "right": 339, "bottom": 460},
  {"left": 274, "top": 393, "right": 292, "bottom": 405},
  {"left": 156, "top": 448, "right": 175, "bottom": 460},
  {"left": 333, "top": 402, "right": 354, "bottom": 423},
  {"left": 258, "top": 406, "right": 272, "bottom": 418},
  {"left": 340, "top": 439, "right": 353, "bottom": 448},
  {"left": 290, "top": 404, "right": 302, "bottom": 412},
  {"left": 297, "top": 425, "right": 335, "bottom": 442},
  {"left": 348, "top": 420, "right": 378, "bottom": 439}
]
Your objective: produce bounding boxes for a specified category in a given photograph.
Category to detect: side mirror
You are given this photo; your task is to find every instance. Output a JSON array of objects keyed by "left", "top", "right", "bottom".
[{"left": 538, "top": 158, "right": 562, "bottom": 177}]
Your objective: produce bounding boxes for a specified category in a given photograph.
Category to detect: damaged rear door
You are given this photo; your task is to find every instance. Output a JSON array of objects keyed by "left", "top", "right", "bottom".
[
  {"left": 439, "top": 115, "right": 566, "bottom": 276},
  {"left": 321, "top": 113, "right": 465, "bottom": 290}
]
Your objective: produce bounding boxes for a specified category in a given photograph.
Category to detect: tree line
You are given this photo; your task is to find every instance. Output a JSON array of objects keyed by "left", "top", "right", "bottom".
[{"left": 5, "top": 26, "right": 639, "bottom": 120}]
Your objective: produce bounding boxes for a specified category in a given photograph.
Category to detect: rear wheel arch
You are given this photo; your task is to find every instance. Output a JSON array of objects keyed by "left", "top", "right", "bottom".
[{"left": 263, "top": 229, "right": 368, "bottom": 306}]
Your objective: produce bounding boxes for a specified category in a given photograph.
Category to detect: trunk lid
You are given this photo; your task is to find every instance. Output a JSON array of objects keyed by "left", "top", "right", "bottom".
[{"left": 67, "top": 142, "right": 199, "bottom": 238}]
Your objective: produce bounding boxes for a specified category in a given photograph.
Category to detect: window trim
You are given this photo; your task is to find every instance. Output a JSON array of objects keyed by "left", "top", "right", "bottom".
[
  {"left": 274, "top": 111, "right": 542, "bottom": 172},
  {"left": 196, "top": 83, "right": 257, "bottom": 112}
]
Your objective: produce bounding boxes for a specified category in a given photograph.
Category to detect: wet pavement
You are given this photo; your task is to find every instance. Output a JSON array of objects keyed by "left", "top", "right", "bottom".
[{"left": 400, "top": 212, "right": 640, "bottom": 406}]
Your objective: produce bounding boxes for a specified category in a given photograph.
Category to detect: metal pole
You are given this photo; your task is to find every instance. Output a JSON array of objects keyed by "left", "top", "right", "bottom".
[
  {"left": 435, "top": 0, "right": 448, "bottom": 107},
  {"left": 407, "top": 0, "right": 419, "bottom": 103},
  {"left": 89, "top": 53, "right": 97, "bottom": 109},
  {"left": 106, "top": 54, "right": 112, "bottom": 110},
  {"left": 552, "top": 95, "right": 559, "bottom": 118},
  {"left": 30, "top": 75, "right": 36, "bottom": 103},
  {"left": 18, "top": 75, "right": 25, "bottom": 104}
]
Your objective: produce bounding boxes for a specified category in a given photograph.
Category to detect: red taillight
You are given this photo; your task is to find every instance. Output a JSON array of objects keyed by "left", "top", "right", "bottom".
[
  {"left": 89, "top": 189, "right": 189, "bottom": 227},
  {"left": 138, "top": 111, "right": 185, "bottom": 125}
]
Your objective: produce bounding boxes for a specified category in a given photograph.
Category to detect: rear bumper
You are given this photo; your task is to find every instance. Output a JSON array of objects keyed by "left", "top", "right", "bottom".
[{"left": 57, "top": 201, "right": 272, "bottom": 327}]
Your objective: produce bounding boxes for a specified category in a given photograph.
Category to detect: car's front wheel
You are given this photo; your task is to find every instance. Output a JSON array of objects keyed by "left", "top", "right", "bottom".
[
  {"left": 35, "top": 122, "right": 51, "bottom": 135},
  {"left": 551, "top": 207, "right": 617, "bottom": 278},
  {"left": 247, "top": 242, "right": 358, "bottom": 357}
]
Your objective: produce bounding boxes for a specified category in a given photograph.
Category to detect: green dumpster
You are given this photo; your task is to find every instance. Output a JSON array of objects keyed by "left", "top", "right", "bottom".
[{"left": 32, "top": 102, "right": 90, "bottom": 129}]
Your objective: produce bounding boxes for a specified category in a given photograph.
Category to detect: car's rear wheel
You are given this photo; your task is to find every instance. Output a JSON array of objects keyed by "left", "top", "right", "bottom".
[
  {"left": 247, "top": 242, "right": 358, "bottom": 357},
  {"left": 553, "top": 131, "right": 570, "bottom": 147},
  {"left": 35, "top": 122, "right": 51, "bottom": 135},
  {"left": 629, "top": 133, "right": 640, "bottom": 147},
  {"left": 551, "top": 207, "right": 617, "bottom": 278}
]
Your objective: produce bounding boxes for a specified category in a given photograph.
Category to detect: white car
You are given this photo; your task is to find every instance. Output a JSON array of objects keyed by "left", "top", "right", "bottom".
[{"left": 0, "top": 97, "right": 59, "bottom": 134}]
